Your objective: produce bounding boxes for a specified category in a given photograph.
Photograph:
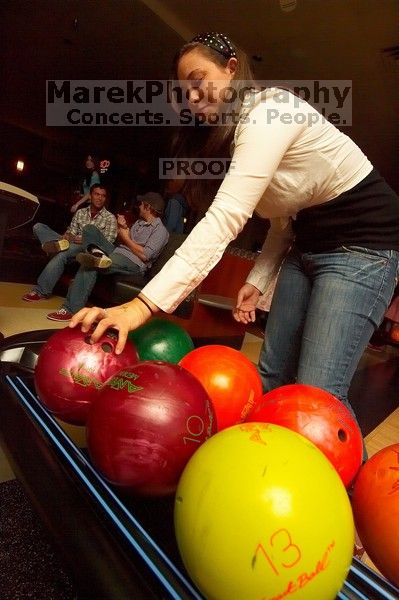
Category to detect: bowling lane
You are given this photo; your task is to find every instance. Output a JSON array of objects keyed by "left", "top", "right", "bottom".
[
  {"left": 0, "top": 328, "right": 395, "bottom": 598},
  {"left": 1, "top": 371, "right": 399, "bottom": 600}
]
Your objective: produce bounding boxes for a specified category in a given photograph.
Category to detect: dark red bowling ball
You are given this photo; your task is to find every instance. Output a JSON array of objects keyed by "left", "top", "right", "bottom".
[
  {"left": 86, "top": 361, "right": 217, "bottom": 496},
  {"left": 34, "top": 327, "right": 139, "bottom": 425},
  {"left": 247, "top": 383, "right": 363, "bottom": 488}
]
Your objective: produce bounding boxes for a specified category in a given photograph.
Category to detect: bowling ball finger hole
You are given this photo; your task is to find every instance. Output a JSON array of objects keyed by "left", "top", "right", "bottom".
[
  {"left": 338, "top": 428, "right": 347, "bottom": 442},
  {"left": 82, "top": 336, "right": 113, "bottom": 353},
  {"left": 101, "top": 342, "right": 113, "bottom": 353}
]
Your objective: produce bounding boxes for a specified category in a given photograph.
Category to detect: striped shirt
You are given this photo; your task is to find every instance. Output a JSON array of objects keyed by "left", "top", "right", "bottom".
[{"left": 67, "top": 206, "right": 117, "bottom": 243}]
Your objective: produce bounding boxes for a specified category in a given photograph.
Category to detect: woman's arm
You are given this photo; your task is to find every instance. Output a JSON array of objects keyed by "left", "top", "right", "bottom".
[
  {"left": 141, "top": 96, "right": 304, "bottom": 313},
  {"left": 70, "top": 94, "right": 305, "bottom": 350}
]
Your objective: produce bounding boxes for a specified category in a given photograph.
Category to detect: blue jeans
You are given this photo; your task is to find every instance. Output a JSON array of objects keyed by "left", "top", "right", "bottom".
[
  {"left": 259, "top": 245, "right": 399, "bottom": 424},
  {"left": 33, "top": 223, "right": 82, "bottom": 296},
  {"left": 63, "top": 225, "right": 143, "bottom": 313}
]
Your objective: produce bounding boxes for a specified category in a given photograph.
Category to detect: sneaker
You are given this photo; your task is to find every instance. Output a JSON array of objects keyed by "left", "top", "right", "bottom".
[
  {"left": 76, "top": 251, "right": 112, "bottom": 269},
  {"left": 22, "top": 290, "right": 47, "bottom": 302},
  {"left": 47, "top": 308, "right": 73, "bottom": 321},
  {"left": 42, "top": 239, "right": 70, "bottom": 254}
]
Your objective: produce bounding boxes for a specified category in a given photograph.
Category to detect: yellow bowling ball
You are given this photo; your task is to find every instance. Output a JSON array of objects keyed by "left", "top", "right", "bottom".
[{"left": 174, "top": 423, "right": 354, "bottom": 600}]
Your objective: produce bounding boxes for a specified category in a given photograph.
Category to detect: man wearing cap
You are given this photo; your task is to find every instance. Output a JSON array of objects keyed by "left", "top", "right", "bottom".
[{"left": 47, "top": 192, "right": 169, "bottom": 321}]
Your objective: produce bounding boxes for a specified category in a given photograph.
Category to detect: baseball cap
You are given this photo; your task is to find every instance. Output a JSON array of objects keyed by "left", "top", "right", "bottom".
[{"left": 138, "top": 192, "right": 164, "bottom": 214}]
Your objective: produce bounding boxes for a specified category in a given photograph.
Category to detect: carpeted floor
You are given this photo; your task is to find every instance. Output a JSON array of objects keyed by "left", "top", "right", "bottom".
[
  {"left": 0, "top": 479, "right": 76, "bottom": 600},
  {"left": 0, "top": 282, "right": 67, "bottom": 338},
  {"left": 0, "top": 282, "right": 79, "bottom": 599}
]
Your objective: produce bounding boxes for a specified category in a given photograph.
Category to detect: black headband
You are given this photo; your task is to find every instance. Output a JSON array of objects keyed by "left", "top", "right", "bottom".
[{"left": 190, "top": 32, "right": 237, "bottom": 59}]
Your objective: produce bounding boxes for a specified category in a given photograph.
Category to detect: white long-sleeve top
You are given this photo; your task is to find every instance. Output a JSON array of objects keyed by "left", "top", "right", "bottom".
[{"left": 143, "top": 89, "right": 372, "bottom": 312}]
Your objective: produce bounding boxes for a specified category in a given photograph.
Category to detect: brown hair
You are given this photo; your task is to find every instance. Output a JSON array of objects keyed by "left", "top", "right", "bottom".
[{"left": 170, "top": 40, "right": 257, "bottom": 211}]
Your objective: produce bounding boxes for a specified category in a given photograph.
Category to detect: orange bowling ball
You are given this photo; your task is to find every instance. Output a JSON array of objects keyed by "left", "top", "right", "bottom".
[
  {"left": 389, "top": 324, "right": 399, "bottom": 343},
  {"left": 179, "top": 345, "right": 262, "bottom": 431},
  {"left": 352, "top": 443, "right": 399, "bottom": 586}
]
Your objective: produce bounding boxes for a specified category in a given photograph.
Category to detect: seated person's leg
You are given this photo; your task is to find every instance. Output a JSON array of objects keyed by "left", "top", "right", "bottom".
[
  {"left": 33, "top": 222, "right": 69, "bottom": 254},
  {"left": 48, "top": 264, "right": 99, "bottom": 320},
  {"left": 82, "top": 224, "right": 115, "bottom": 255},
  {"left": 23, "top": 243, "right": 83, "bottom": 301},
  {"left": 47, "top": 248, "right": 144, "bottom": 320},
  {"left": 107, "top": 252, "right": 143, "bottom": 278},
  {"left": 76, "top": 224, "right": 116, "bottom": 268}
]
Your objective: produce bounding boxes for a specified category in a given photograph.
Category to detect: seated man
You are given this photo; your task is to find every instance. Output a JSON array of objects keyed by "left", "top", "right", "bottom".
[
  {"left": 23, "top": 184, "right": 117, "bottom": 303},
  {"left": 47, "top": 192, "right": 169, "bottom": 321}
]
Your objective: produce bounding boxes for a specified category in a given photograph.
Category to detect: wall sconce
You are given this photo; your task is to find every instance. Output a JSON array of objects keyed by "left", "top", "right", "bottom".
[{"left": 16, "top": 160, "right": 25, "bottom": 172}]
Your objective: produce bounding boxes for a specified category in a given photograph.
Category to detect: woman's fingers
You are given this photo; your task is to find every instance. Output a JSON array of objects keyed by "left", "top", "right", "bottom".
[
  {"left": 69, "top": 306, "right": 133, "bottom": 354},
  {"left": 69, "top": 307, "right": 106, "bottom": 332},
  {"left": 115, "top": 328, "right": 128, "bottom": 355},
  {"left": 233, "top": 307, "right": 255, "bottom": 324},
  {"left": 88, "top": 318, "right": 113, "bottom": 343},
  {"left": 69, "top": 307, "right": 94, "bottom": 329}
]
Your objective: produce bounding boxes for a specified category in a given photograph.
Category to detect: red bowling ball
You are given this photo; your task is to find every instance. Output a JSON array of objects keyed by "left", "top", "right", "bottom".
[
  {"left": 247, "top": 383, "right": 363, "bottom": 487},
  {"left": 352, "top": 443, "right": 399, "bottom": 586},
  {"left": 179, "top": 345, "right": 262, "bottom": 431},
  {"left": 34, "top": 326, "right": 139, "bottom": 425},
  {"left": 86, "top": 361, "right": 217, "bottom": 496}
]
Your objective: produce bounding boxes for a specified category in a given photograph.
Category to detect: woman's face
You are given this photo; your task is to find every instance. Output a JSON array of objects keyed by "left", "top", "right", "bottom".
[
  {"left": 85, "top": 156, "right": 95, "bottom": 169},
  {"left": 177, "top": 48, "right": 237, "bottom": 122}
]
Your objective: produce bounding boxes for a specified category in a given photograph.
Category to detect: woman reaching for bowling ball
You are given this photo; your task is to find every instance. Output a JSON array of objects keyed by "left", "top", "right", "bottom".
[{"left": 70, "top": 32, "right": 399, "bottom": 439}]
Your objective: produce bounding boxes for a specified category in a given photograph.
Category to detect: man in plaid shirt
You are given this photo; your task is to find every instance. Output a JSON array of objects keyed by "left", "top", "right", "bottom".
[{"left": 22, "top": 184, "right": 117, "bottom": 303}]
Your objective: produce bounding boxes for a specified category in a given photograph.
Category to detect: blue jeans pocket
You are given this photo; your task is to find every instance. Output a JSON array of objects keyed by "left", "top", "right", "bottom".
[{"left": 339, "top": 245, "right": 393, "bottom": 263}]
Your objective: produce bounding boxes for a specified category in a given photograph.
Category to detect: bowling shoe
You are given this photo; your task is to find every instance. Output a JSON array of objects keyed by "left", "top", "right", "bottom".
[
  {"left": 42, "top": 239, "right": 70, "bottom": 254},
  {"left": 47, "top": 308, "right": 73, "bottom": 321},
  {"left": 76, "top": 251, "right": 112, "bottom": 269},
  {"left": 22, "top": 290, "right": 48, "bottom": 302}
]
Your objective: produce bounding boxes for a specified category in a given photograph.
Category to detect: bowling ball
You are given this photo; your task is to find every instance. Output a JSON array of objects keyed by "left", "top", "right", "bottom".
[
  {"left": 247, "top": 384, "right": 363, "bottom": 488},
  {"left": 179, "top": 345, "right": 262, "bottom": 431},
  {"left": 389, "top": 324, "right": 399, "bottom": 343},
  {"left": 128, "top": 318, "right": 194, "bottom": 363},
  {"left": 175, "top": 422, "right": 354, "bottom": 600},
  {"left": 352, "top": 443, "right": 399, "bottom": 585},
  {"left": 86, "top": 361, "right": 216, "bottom": 496},
  {"left": 34, "top": 327, "right": 139, "bottom": 425}
]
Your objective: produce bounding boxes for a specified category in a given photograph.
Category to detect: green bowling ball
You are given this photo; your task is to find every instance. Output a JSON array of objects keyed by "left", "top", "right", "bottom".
[{"left": 128, "top": 318, "right": 194, "bottom": 364}]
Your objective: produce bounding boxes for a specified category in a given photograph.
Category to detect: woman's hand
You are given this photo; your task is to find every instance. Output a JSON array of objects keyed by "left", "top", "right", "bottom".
[
  {"left": 69, "top": 298, "right": 154, "bottom": 354},
  {"left": 233, "top": 283, "right": 261, "bottom": 324}
]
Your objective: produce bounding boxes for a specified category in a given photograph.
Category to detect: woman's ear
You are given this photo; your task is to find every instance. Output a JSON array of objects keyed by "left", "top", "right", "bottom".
[{"left": 226, "top": 57, "right": 238, "bottom": 75}]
